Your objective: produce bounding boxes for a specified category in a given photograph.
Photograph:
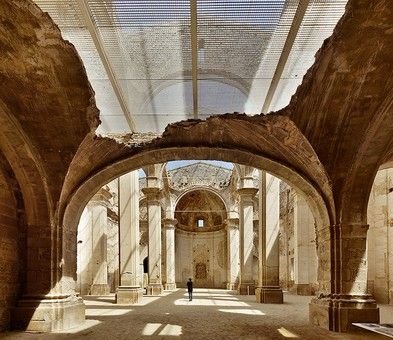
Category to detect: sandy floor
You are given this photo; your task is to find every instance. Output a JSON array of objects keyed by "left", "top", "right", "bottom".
[{"left": 2, "top": 289, "right": 392, "bottom": 339}]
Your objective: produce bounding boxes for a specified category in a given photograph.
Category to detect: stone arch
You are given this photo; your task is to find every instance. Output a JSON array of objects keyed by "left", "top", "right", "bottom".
[{"left": 61, "top": 146, "right": 332, "bottom": 295}]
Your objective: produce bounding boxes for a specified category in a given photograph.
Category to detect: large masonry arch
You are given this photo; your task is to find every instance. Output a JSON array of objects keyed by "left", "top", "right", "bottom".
[{"left": 61, "top": 144, "right": 333, "bottom": 299}]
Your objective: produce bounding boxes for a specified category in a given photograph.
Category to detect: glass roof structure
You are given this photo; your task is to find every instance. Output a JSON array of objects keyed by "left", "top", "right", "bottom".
[{"left": 33, "top": 0, "right": 348, "bottom": 134}]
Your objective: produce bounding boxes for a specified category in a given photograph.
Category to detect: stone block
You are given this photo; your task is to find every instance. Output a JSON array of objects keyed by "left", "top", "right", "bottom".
[
  {"left": 116, "top": 286, "right": 143, "bottom": 304},
  {"left": 309, "top": 296, "right": 380, "bottom": 332},
  {"left": 238, "top": 283, "right": 255, "bottom": 295},
  {"left": 164, "top": 283, "right": 176, "bottom": 291},
  {"left": 295, "top": 284, "right": 312, "bottom": 296},
  {"left": 146, "top": 284, "right": 163, "bottom": 296},
  {"left": 226, "top": 282, "right": 238, "bottom": 290},
  {"left": 255, "top": 286, "right": 283, "bottom": 304}
]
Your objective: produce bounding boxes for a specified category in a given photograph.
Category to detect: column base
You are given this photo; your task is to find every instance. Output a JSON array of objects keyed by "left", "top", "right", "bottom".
[
  {"left": 238, "top": 282, "right": 255, "bottom": 295},
  {"left": 116, "top": 286, "right": 143, "bottom": 304},
  {"left": 226, "top": 282, "right": 238, "bottom": 290},
  {"left": 146, "top": 283, "right": 163, "bottom": 296},
  {"left": 309, "top": 295, "right": 380, "bottom": 332},
  {"left": 164, "top": 283, "right": 176, "bottom": 291},
  {"left": 293, "top": 283, "right": 313, "bottom": 296},
  {"left": 11, "top": 295, "right": 85, "bottom": 332},
  {"left": 255, "top": 286, "right": 283, "bottom": 304},
  {"left": 90, "top": 284, "right": 110, "bottom": 296}
]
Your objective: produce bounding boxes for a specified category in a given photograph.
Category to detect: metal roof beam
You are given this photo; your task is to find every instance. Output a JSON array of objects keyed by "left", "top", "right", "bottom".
[
  {"left": 261, "top": 0, "right": 310, "bottom": 114},
  {"left": 76, "top": 0, "right": 137, "bottom": 132},
  {"left": 190, "top": 0, "right": 198, "bottom": 119}
]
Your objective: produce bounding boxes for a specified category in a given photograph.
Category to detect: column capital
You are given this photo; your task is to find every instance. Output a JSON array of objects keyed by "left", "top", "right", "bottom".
[
  {"left": 163, "top": 218, "right": 178, "bottom": 229},
  {"left": 142, "top": 187, "right": 162, "bottom": 201},
  {"left": 89, "top": 187, "right": 112, "bottom": 206},
  {"left": 225, "top": 218, "right": 239, "bottom": 230},
  {"left": 237, "top": 187, "right": 258, "bottom": 197}
]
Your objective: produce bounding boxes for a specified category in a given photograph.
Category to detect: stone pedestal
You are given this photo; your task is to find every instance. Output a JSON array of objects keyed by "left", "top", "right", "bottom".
[
  {"left": 116, "top": 286, "right": 143, "bottom": 304},
  {"left": 238, "top": 283, "right": 256, "bottom": 295},
  {"left": 146, "top": 283, "right": 163, "bottom": 296},
  {"left": 309, "top": 223, "right": 380, "bottom": 332},
  {"left": 294, "top": 283, "right": 312, "bottom": 296},
  {"left": 12, "top": 295, "right": 85, "bottom": 332},
  {"left": 309, "top": 295, "right": 379, "bottom": 332},
  {"left": 226, "top": 283, "right": 237, "bottom": 290},
  {"left": 164, "top": 283, "right": 177, "bottom": 291},
  {"left": 255, "top": 286, "right": 284, "bottom": 304}
]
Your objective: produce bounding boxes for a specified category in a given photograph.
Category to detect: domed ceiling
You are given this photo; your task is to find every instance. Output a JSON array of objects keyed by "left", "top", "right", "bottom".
[{"left": 175, "top": 189, "right": 226, "bottom": 232}]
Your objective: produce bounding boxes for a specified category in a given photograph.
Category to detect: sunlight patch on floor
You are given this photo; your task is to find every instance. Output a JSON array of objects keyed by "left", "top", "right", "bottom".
[
  {"left": 277, "top": 327, "right": 299, "bottom": 338},
  {"left": 175, "top": 298, "right": 249, "bottom": 306},
  {"left": 142, "top": 323, "right": 182, "bottom": 336},
  {"left": 86, "top": 308, "right": 132, "bottom": 316},
  {"left": 218, "top": 308, "right": 265, "bottom": 315}
]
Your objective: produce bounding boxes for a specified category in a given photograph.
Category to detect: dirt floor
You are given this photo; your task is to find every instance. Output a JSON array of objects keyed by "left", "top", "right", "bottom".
[{"left": 3, "top": 289, "right": 392, "bottom": 339}]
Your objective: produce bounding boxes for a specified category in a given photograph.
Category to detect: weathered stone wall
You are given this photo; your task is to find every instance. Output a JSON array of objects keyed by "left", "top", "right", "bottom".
[
  {"left": 0, "top": 154, "right": 25, "bottom": 331},
  {"left": 367, "top": 168, "right": 393, "bottom": 304}
]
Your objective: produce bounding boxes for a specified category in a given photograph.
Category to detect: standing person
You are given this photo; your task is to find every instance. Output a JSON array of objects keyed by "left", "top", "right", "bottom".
[{"left": 187, "top": 278, "right": 193, "bottom": 301}]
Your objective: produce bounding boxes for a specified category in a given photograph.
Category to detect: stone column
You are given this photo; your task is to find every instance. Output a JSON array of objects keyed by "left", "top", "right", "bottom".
[
  {"left": 310, "top": 224, "right": 379, "bottom": 332},
  {"left": 163, "top": 218, "right": 177, "bottom": 290},
  {"left": 88, "top": 189, "right": 111, "bottom": 295},
  {"left": 238, "top": 187, "right": 258, "bottom": 295},
  {"left": 256, "top": 171, "right": 283, "bottom": 303},
  {"left": 226, "top": 216, "right": 240, "bottom": 290},
  {"left": 142, "top": 187, "right": 163, "bottom": 295},
  {"left": 116, "top": 171, "right": 143, "bottom": 304},
  {"left": 293, "top": 193, "right": 317, "bottom": 295}
]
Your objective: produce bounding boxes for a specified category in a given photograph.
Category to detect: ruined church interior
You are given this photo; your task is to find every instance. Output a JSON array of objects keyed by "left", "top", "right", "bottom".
[{"left": 0, "top": 0, "right": 393, "bottom": 338}]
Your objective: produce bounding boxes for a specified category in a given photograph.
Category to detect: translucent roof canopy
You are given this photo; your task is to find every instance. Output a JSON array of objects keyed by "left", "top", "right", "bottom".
[{"left": 33, "top": 0, "right": 347, "bottom": 134}]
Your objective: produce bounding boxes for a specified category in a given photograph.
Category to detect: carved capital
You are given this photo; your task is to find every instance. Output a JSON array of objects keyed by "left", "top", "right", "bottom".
[
  {"left": 237, "top": 187, "right": 258, "bottom": 197},
  {"left": 163, "top": 218, "right": 178, "bottom": 229},
  {"left": 89, "top": 187, "right": 112, "bottom": 206},
  {"left": 225, "top": 218, "right": 239, "bottom": 230},
  {"left": 142, "top": 187, "right": 161, "bottom": 202}
]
